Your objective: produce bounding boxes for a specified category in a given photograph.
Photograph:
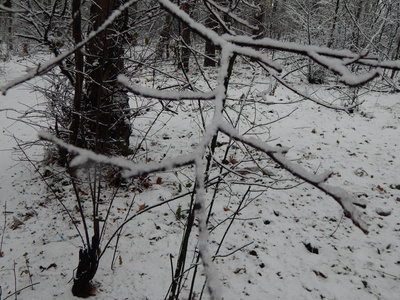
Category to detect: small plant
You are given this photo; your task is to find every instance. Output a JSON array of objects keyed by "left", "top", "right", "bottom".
[
  {"left": 22, "top": 252, "right": 34, "bottom": 289},
  {"left": 175, "top": 204, "right": 185, "bottom": 220}
]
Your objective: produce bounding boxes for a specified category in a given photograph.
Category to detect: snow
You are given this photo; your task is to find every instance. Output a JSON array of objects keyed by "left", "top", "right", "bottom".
[
  {"left": 1, "top": 53, "right": 400, "bottom": 299},
  {"left": 0, "top": 55, "right": 400, "bottom": 299}
]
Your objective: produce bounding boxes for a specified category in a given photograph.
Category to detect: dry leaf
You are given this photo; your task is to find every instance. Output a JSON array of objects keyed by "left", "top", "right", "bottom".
[
  {"left": 313, "top": 270, "right": 327, "bottom": 278},
  {"left": 234, "top": 267, "right": 246, "bottom": 274},
  {"left": 156, "top": 177, "right": 162, "bottom": 185},
  {"left": 137, "top": 203, "right": 146, "bottom": 212},
  {"left": 377, "top": 185, "right": 385, "bottom": 192},
  {"left": 229, "top": 155, "right": 238, "bottom": 164}
]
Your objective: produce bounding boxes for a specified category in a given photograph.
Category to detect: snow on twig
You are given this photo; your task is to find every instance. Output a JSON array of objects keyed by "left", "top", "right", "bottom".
[
  {"left": 307, "top": 51, "right": 380, "bottom": 86},
  {"left": 269, "top": 153, "right": 368, "bottom": 234},
  {"left": 38, "top": 131, "right": 195, "bottom": 178},
  {"left": 225, "top": 34, "right": 400, "bottom": 71},
  {"left": 218, "top": 121, "right": 289, "bottom": 154},
  {"left": 194, "top": 157, "right": 222, "bottom": 300}
]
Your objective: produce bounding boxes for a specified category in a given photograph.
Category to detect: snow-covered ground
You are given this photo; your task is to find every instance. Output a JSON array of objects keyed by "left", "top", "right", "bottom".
[{"left": 0, "top": 57, "right": 400, "bottom": 300}]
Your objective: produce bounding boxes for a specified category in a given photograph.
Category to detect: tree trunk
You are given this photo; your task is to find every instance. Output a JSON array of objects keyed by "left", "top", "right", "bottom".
[
  {"left": 327, "top": 0, "right": 340, "bottom": 48},
  {"left": 72, "top": 0, "right": 131, "bottom": 295},
  {"left": 204, "top": 12, "right": 218, "bottom": 67},
  {"left": 72, "top": 235, "right": 100, "bottom": 297},
  {"left": 84, "top": 0, "right": 131, "bottom": 156},
  {"left": 180, "top": 1, "right": 192, "bottom": 72},
  {"left": 70, "top": 0, "right": 84, "bottom": 151},
  {"left": 156, "top": 14, "right": 172, "bottom": 60}
]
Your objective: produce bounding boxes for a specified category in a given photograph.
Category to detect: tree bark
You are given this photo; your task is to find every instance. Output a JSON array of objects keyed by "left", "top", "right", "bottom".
[
  {"left": 327, "top": 0, "right": 340, "bottom": 48},
  {"left": 70, "top": 0, "right": 84, "bottom": 150},
  {"left": 204, "top": 12, "right": 218, "bottom": 67},
  {"left": 84, "top": 0, "right": 131, "bottom": 155},
  {"left": 180, "top": 1, "right": 192, "bottom": 72}
]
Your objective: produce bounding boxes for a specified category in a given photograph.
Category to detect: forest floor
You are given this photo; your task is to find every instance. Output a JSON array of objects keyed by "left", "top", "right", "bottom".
[{"left": 0, "top": 56, "right": 400, "bottom": 300}]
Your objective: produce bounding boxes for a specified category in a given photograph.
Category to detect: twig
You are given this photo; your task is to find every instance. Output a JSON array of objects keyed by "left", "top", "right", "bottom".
[
  {"left": 0, "top": 202, "right": 6, "bottom": 257},
  {"left": 376, "top": 270, "right": 399, "bottom": 280},
  {"left": 15, "top": 139, "right": 86, "bottom": 246},
  {"left": 3, "top": 283, "right": 40, "bottom": 300},
  {"left": 213, "top": 241, "right": 254, "bottom": 258},
  {"left": 13, "top": 261, "right": 17, "bottom": 300},
  {"left": 213, "top": 187, "right": 251, "bottom": 259},
  {"left": 111, "top": 195, "right": 136, "bottom": 270},
  {"left": 22, "top": 253, "right": 33, "bottom": 290},
  {"left": 330, "top": 213, "right": 344, "bottom": 237}
]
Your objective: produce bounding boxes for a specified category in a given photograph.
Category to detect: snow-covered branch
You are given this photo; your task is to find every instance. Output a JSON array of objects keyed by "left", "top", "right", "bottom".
[
  {"left": 38, "top": 132, "right": 195, "bottom": 178},
  {"left": 307, "top": 51, "right": 380, "bottom": 86},
  {"left": 269, "top": 153, "right": 368, "bottom": 234},
  {"left": 224, "top": 35, "right": 400, "bottom": 71}
]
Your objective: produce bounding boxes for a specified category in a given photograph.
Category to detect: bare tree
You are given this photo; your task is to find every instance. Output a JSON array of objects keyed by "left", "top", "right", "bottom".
[{"left": 2, "top": 0, "right": 400, "bottom": 298}]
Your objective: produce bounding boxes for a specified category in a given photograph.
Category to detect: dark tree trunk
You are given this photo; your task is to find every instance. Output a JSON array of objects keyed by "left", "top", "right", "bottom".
[
  {"left": 180, "top": 1, "right": 192, "bottom": 72},
  {"left": 204, "top": 13, "right": 218, "bottom": 67},
  {"left": 72, "top": 236, "right": 100, "bottom": 297},
  {"left": 156, "top": 14, "right": 172, "bottom": 59},
  {"left": 84, "top": 0, "right": 131, "bottom": 156},
  {"left": 327, "top": 0, "right": 340, "bottom": 48},
  {"left": 71, "top": 0, "right": 131, "bottom": 295},
  {"left": 70, "top": 0, "right": 84, "bottom": 151}
]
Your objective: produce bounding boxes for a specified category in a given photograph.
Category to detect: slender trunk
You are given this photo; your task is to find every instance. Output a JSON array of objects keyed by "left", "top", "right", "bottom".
[
  {"left": 390, "top": 38, "right": 400, "bottom": 79},
  {"left": 327, "top": 0, "right": 340, "bottom": 48},
  {"left": 180, "top": 1, "right": 191, "bottom": 72},
  {"left": 204, "top": 13, "right": 218, "bottom": 67},
  {"left": 70, "top": 0, "right": 84, "bottom": 150},
  {"left": 156, "top": 14, "right": 172, "bottom": 59}
]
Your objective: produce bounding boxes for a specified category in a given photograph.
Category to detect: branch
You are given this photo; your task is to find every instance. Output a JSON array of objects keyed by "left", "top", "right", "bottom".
[
  {"left": 307, "top": 51, "right": 380, "bottom": 86},
  {"left": 118, "top": 75, "right": 217, "bottom": 100},
  {"left": 269, "top": 153, "right": 368, "bottom": 234},
  {"left": 38, "top": 132, "right": 195, "bottom": 178},
  {"left": 224, "top": 35, "right": 400, "bottom": 70}
]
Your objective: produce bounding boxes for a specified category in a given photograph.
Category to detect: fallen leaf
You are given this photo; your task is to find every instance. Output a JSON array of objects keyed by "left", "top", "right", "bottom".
[
  {"left": 313, "top": 270, "right": 327, "bottom": 278},
  {"left": 229, "top": 155, "right": 238, "bottom": 164},
  {"left": 137, "top": 203, "right": 147, "bottom": 212},
  {"left": 234, "top": 267, "right": 246, "bottom": 274},
  {"left": 377, "top": 185, "right": 385, "bottom": 192}
]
